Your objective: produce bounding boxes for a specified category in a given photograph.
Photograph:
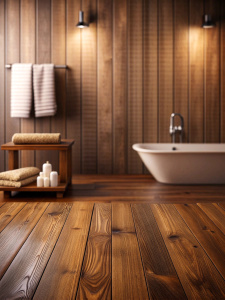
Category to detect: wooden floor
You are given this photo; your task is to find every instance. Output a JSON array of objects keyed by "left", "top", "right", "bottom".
[
  {"left": 1, "top": 174, "right": 225, "bottom": 203},
  {"left": 0, "top": 200, "right": 225, "bottom": 299}
]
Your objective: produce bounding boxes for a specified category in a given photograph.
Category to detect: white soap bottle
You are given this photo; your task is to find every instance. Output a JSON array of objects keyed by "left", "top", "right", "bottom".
[
  {"left": 42, "top": 161, "right": 52, "bottom": 178},
  {"left": 50, "top": 171, "right": 58, "bottom": 187}
]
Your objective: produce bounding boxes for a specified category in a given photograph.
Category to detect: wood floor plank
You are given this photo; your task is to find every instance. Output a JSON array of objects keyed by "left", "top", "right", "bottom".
[
  {"left": 132, "top": 204, "right": 186, "bottom": 299},
  {"left": 112, "top": 203, "right": 149, "bottom": 300},
  {"left": 112, "top": 203, "right": 135, "bottom": 233},
  {"left": 151, "top": 204, "right": 225, "bottom": 299},
  {"left": 197, "top": 203, "right": 225, "bottom": 235},
  {"left": 175, "top": 203, "right": 225, "bottom": 280},
  {"left": 0, "top": 202, "right": 5, "bottom": 209},
  {"left": 0, "top": 203, "right": 72, "bottom": 299},
  {"left": 33, "top": 202, "right": 93, "bottom": 300},
  {"left": 0, "top": 202, "right": 27, "bottom": 233},
  {"left": 0, "top": 202, "right": 49, "bottom": 280},
  {"left": 76, "top": 203, "right": 111, "bottom": 299},
  {"left": 219, "top": 202, "right": 225, "bottom": 211}
]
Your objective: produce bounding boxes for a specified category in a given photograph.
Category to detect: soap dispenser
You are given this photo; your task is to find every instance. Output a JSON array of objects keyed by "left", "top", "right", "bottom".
[{"left": 42, "top": 161, "right": 52, "bottom": 178}]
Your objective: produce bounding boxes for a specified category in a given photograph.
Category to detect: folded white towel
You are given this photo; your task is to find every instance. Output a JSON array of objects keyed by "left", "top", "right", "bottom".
[
  {"left": 33, "top": 64, "right": 57, "bottom": 117},
  {"left": 11, "top": 63, "right": 33, "bottom": 118}
]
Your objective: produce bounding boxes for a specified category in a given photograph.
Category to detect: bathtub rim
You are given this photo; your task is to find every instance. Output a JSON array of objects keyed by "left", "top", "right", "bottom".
[{"left": 132, "top": 143, "right": 225, "bottom": 154}]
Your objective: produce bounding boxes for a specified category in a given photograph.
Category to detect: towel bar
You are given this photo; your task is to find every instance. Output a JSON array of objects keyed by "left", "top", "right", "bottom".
[{"left": 5, "top": 64, "right": 67, "bottom": 69}]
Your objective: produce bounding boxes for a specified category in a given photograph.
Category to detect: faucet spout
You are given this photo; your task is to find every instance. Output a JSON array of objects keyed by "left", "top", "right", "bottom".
[{"left": 169, "top": 113, "right": 184, "bottom": 143}]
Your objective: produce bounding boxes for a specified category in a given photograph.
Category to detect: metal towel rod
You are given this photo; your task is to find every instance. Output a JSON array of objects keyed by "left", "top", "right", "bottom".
[{"left": 5, "top": 64, "right": 67, "bottom": 69}]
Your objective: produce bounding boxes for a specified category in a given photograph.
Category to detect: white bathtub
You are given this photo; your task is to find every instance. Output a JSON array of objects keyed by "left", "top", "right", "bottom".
[{"left": 132, "top": 143, "right": 225, "bottom": 184}]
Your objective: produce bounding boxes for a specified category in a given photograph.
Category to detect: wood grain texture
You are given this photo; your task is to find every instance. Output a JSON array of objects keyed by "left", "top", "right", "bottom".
[
  {"left": 158, "top": 0, "right": 173, "bottom": 142},
  {"left": 0, "top": 203, "right": 71, "bottom": 299},
  {"left": 152, "top": 204, "right": 225, "bottom": 299},
  {"left": 113, "top": 0, "right": 127, "bottom": 174},
  {"left": 143, "top": 0, "right": 158, "bottom": 144},
  {"left": 132, "top": 204, "right": 186, "bottom": 299},
  {"left": 0, "top": 0, "right": 5, "bottom": 172},
  {"left": 127, "top": 0, "right": 143, "bottom": 174},
  {"left": 66, "top": 0, "right": 81, "bottom": 174},
  {"left": 189, "top": 0, "right": 204, "bottom": 142},
  {"left": 35, "top": 0, "right": 52, "bottom": 170},
  {"left": 204, "top": 0, "right": 220, "bottom": 142},
  {"left": 51, "top": 0, "right": 66, "bottom": 172},
  {"left": 0, "top": 202, "right": 49, "bottom": 279},
  {"left": 112, "top": 203, "right": 135, "bottom": 233},
  {"left": 98, "top": 0, "right": 113, "bottom": 174},
  {"left": 174, "top": 0, "right": 189, "bottom": 142},
  {"left": 219, "top": 202, "right": 225, "bottom": 210},
  {"left": 20, "top": 0, "right": 36, "bottom": 168},
  {"left": 81, "top": 0, "right": 97, "bottom": 174},
  {"left": 77, "top": 204, "right": 111, "bottom": 299},
  {"left": 6, "top": 0, "right": 20, "bottom": 170},
  {"left": 175, "top": 203, "right": 225, "bottom": 279},
  {"left": 0, "top": 202, "right": 27, "bottom": 233},
  {"left": 1, "top": 0, "right": 225, "bottom": 174},
  {"left": 112, "top": 203, "right": 149, "bottom": 299},
  {"left": 197, "top": 203, "right": 225, "bottom": 235},
  {"left": 221, "top": 0, "right": 225, "bottom": 142},
  {"left": 34, "top": 202, "right": 93, "bottom": 300}
]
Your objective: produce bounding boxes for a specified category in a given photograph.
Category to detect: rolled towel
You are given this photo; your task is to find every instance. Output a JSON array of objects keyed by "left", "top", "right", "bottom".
[
  {"left": 0, "top": 175, "right": 38, "bottom": 188},
  {"left": 11, "top": 63, "right": 33, "bottom": 118},
  {"left": 12, "top": 133, "right": 61, "bottom": 144},
  {"left": 33, "top": 64, "right": 57, "bottom": 117},
  {"left": 0, "top": 167, "right": 40, "bottom": 181}
]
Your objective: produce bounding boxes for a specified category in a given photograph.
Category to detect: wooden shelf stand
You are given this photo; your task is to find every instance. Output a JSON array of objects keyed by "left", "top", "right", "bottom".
[{"left": 0, "top": 139, "right": 75, "bottom": 198}]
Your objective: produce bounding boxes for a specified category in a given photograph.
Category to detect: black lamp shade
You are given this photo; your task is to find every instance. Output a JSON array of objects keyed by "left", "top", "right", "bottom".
[
  {"left": 76, "top": 11, "right": 89, "bottom": 28},
  {"left": 202, "top": 14, "right": 215, "bottom": 28}
]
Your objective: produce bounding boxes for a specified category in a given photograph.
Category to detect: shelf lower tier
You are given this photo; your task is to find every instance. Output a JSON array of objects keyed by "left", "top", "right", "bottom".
[{"left": 0, "top": 182, "right": 69, "bottom": 198}]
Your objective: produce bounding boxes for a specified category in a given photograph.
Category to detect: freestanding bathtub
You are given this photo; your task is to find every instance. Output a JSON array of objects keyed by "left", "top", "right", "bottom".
[{"left": 132, "top": 143, "right": 225, "bottom": 184}]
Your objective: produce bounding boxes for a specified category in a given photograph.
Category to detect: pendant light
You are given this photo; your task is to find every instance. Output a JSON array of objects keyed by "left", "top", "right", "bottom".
[{"left": 76, "top": 11, "right": 89, "bottom": 28}]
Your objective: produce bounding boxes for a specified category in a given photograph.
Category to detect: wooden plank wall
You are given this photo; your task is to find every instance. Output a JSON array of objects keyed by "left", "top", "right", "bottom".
[{"left": 0, "top": 0, "right": 224, "bottom": 174}]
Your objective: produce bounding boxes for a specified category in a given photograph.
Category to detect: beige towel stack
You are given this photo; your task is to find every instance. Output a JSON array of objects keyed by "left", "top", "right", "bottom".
[
  {"left": 11, "top": 63, "right": 33, "bottom": 118},
  {"left": 0, "top": 167, "right": 40, "bottom": 187},
  {"left": 12, "top": 133, "right": 61, "bottom": 144},
  {"left": 33, "top": 64, "right": 57, "bottom": 117}
]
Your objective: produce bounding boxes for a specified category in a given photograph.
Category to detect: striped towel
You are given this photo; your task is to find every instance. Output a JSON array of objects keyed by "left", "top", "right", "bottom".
[
  {"left": 11, "top": 63, "right": 33, "bottom": 118},
  {"left": 33, "top": 64, "right": 57, "bottom": 117}
]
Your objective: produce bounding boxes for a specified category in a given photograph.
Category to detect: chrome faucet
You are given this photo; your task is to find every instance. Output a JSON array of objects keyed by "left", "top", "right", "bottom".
[{"left": 169, "top": 113, "right": 184, "bottom": 143}]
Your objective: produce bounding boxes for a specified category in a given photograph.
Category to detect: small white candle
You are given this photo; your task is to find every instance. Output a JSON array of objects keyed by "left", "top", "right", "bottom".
[
  {"left": 44, "top": 177, "right": 50, "bottom": 187},
  {"left": 37, "top": 176, "right": 44, "bottom": 187},
  {"left": 50, "top": 171, "right": 58, "bottom": 187}
]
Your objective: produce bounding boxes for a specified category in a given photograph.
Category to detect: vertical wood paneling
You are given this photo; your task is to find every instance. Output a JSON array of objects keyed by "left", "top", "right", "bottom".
[
  {"left": 221, "top": 0, "right": 225, "bottom": 142},
  {"left": 143, "top": 0, "right": 158, "bottom": 144},
  {"left": 67, "top": 0, "right": 81, "bottom": 174},
  {"left": 128, "top": 0, "right": 143, "bottom": 174},
  {"left": 51, "top": 0, "right": 66, "bottom": 172},
  {"left": 20, "top": 0, "right": 35, "bottom": 168},
  {"left": 174, "top": 0, "right": 189, "bottom": 142},
  {"left": 158, "top": 0, "right": 173, "bottom": 142},
  {"left": 6, "top": 0, "right": 20, "bottom": 170},
  {"left": 0, "top": 0, "right": 5, "bottom": 172},
  {"left": 113, "top": 0, "right": 127, "bottom": 174},
  {"left": 36, "top": 0, "right": 52, "bottom": 170},
  {"left": 82, "top": 0, "right": 97, "bottom": 173},
  {"left": 189, "top": 0, "right": 204, "bottom": 142},
  {"left": 0, "top": 0, "right": 224, "bottom": 175},
  {"left": 98, "top": 0, "right": 113, "bottom": 174},
  {"left": 204, "top": 0, "right": 220, "bottom": 143}
]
